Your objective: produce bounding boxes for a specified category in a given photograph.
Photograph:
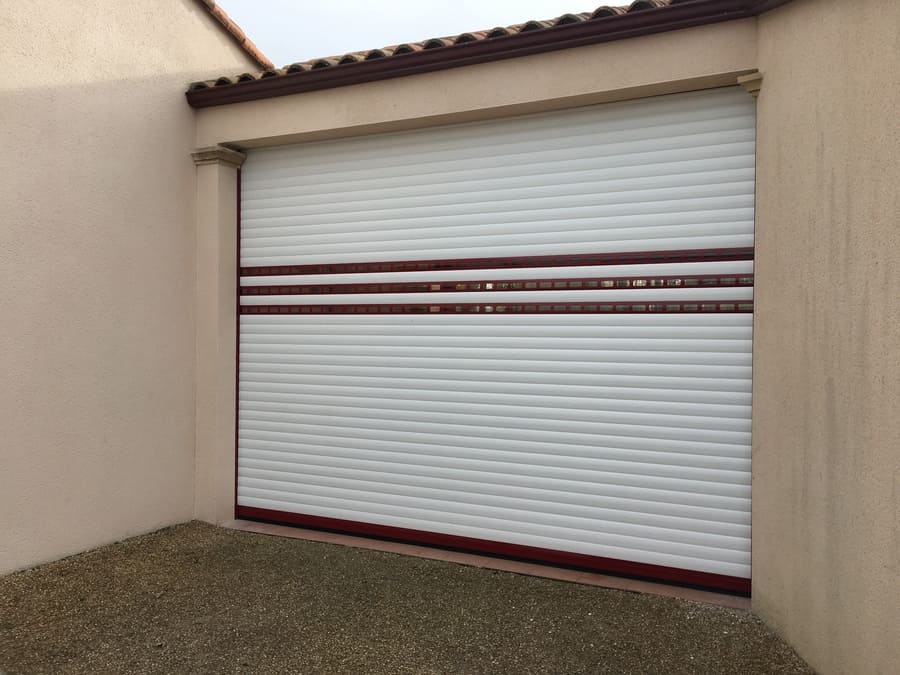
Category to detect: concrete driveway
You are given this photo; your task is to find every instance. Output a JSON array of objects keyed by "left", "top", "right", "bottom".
[{"left": 0, "top": 522, "right": 810, "bottom": 674}]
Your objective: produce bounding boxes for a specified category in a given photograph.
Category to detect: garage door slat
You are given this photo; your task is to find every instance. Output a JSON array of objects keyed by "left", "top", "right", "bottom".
[
  {"left": 239, "top": 431, "right": 749, "bottom": 509},
  {"left": 239, "top": 469, "right": 749, "bottom": 549},
  {"left": 239, "top": 444, "right": 749, "bottom": 519},
  {"left": 238, "top": 420, "right": 751, "bottom": 477}
]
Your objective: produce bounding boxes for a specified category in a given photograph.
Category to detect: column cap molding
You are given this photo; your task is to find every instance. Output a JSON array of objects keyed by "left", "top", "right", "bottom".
[
  {"left": 192, "top": 145, "right": 246, "bottom": 167},
  {"left": 737, "top": 70, "right": 763, "bottom": 97}
]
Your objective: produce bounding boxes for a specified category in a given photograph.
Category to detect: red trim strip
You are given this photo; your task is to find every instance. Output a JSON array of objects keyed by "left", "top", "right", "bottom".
[
  {"left": 240, "top": 300, "right": 752, "bottom": 315},
  {"left": 240, "top": 247, "right": 754, "bottom": 278},
  {"left": 235, "top": 505, "right": 751, "bottom": 595},
  {"left": 242, "top": 273, "right": 754, "bottom": 296},
  {"left": 234, "top": 169, "right": 242, "bottom": 514}
]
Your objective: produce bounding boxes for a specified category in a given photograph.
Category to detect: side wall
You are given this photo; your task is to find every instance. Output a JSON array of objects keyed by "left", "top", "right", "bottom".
[
  {"left": 0, "top": 0, "right": 256, "bottom": 573},
  {"left": 753, "top": 0, "right": 900, "bottom": 673}
]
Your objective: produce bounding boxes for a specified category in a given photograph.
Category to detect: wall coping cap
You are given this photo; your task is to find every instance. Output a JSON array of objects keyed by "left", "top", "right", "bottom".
[
  {"left": 737, "top": 70, "right": 763, "bottom": 97},
  {"left": 192, "top": 145, "right": 247, "bottom": 167}
]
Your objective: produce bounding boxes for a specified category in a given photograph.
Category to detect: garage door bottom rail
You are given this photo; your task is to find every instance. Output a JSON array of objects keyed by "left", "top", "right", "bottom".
[{"left": 235, "top": 505, "right": 751, "bottom": 595}]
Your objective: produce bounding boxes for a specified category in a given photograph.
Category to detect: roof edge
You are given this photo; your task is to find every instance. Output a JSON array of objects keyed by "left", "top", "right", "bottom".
[
  {"left": 187, "top": 0, "right": 792, "bottom": 108},
  {"left": 195, "top": 0, "right": 274, "bottom": 70}
]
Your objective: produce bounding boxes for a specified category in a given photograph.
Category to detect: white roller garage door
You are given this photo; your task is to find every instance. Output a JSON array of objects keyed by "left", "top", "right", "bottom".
[{"left": 236, "top": 87, "right": 755, "bottom": 593}]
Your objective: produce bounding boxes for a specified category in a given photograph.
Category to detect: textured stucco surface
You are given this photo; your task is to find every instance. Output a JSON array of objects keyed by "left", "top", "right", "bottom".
[
  {"left": 752, "top": 1, "right": 900, "bottom": 673},
  {"left": 3, "top": 2, "right": 898, "bottom": 673},
  {"left": 0, "top": 0, "right": 256, "bottom": 574}
]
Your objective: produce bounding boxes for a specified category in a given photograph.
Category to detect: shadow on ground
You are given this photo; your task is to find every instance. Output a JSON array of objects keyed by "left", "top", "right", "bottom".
[{"left": 0, "top": 522, "right": 810, "bottom": 674}]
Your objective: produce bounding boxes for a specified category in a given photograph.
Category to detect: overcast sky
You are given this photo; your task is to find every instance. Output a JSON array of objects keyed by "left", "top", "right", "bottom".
[{"left": 217, "top": 0, "right": 597, "bottom": 67}]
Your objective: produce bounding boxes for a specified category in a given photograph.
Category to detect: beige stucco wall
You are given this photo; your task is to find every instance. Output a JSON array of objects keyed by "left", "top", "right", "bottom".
[
  {"left": 752, "top": 1, "right": 900, "bottom": 673},
  {"left": 0, "top": 0, "right": 257, "bottom": 574},
  {"left": 4, "top": 0, "right": 895, "bottom": 670}
]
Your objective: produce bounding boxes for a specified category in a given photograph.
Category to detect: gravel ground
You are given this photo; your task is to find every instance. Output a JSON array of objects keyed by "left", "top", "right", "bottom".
[{"left": 0, "top": 522, "right": 811, "bottom": 675}]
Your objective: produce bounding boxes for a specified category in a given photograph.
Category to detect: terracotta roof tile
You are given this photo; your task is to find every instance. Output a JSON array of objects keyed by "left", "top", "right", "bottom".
[
  {"left": 521, "top": 20, "right": 553, "bottom": 32},
  {"left": 187, "top": 0, "right": 793, "bottom": 106},
  {"left": 365, "top": 48, "right": 392, "bottom": 60},
  {"left": 485, "top": 26, "right": 512, "bottom": 38},
  {"left": 311, "top": 58, "right": 339, "bottom": 69},
  {"left": 555, "top": 13, "right": 589, "bottom": 25},
  {"left": 423, "top": 38, "right": 453, "bottom": 49},
  {"left": 196, "top": 0, "right": 274, "bottom": 70},
  {"left": 394, "top": 42, "right": 424, "bottom": 53},
  {"left": 591, "top": 6, "right": 629, "bottom": 17}
]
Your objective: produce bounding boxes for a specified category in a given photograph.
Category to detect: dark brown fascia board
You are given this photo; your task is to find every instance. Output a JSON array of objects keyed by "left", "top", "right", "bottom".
[{"left": 187, "top": 0, "right": 793, "bottom": 108}]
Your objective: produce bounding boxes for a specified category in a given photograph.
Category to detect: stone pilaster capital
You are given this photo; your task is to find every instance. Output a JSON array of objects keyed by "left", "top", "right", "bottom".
[
  {"left": 737, "top": 71, "right": 763, "bottom": 98},
  {"left": 191, "top": 145, "right": 246, "bottom": 167}
]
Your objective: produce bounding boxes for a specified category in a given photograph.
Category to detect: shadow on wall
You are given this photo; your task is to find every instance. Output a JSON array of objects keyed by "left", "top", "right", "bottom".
[{"left": 0, "top": 75, "right": 205, "bottom": 574}]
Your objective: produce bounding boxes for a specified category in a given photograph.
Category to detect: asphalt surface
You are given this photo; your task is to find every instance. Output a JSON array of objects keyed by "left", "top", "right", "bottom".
[{"left": 0, "top": 522, "right": 811, "bottom": 674}]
